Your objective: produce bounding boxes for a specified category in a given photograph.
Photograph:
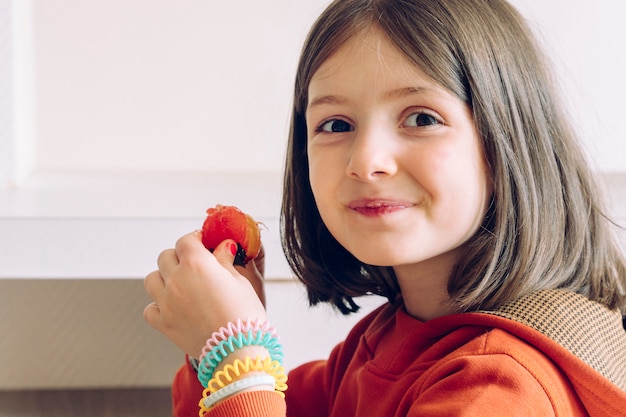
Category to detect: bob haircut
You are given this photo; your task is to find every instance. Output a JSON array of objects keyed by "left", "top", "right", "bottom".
[{"left": 280, "top": 0, "right": 626, "bottom": 314}]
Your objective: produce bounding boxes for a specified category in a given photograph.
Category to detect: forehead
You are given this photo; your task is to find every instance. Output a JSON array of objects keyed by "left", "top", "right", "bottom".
[
  {"left": 307, "top": 27, "right": 445, "bottom": 106},
  {"left": 311, "top": 27, "right": 417, "bottom": 80}
]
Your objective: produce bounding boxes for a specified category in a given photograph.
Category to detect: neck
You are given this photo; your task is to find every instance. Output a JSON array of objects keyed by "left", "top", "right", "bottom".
[{"left": 393, "top": 252, "right": 459, "bottom": 321}]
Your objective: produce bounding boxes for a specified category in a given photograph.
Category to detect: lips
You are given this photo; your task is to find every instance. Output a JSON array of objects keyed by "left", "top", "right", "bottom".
[{"left": 347, "top": 199, "right": 414, "bottom": 216}]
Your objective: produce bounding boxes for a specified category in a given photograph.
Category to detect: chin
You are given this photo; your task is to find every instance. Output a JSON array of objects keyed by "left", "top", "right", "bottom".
[{"left": 351, "top": 250, "right": 405, "bottom": 268}]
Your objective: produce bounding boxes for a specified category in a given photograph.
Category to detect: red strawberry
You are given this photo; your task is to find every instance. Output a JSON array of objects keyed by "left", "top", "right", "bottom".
[{"left": 201, "top": 204, "right": 261, "bottom": 266}]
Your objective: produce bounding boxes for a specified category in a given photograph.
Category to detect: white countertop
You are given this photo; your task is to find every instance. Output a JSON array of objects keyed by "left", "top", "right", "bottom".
[
  {"left": 0, "top": 170, "right": 291, "bottom": 279},
  {"left": 0, "top": 169, "right": 624, "bottom": 280}
]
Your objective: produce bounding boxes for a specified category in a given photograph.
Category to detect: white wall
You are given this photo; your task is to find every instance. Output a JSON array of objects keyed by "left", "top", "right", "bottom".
[
  {"left": 23, "top": 0, "right": 626, "bottom": 175},
  {"left": 31, "top": 0, "right": 330, "bottom": 174},
  {"left": 508, "top": 0, "right": 626, "bottom": 172},
  {"left": 0, "top": 0, "right": 624, "bottom": 390}
]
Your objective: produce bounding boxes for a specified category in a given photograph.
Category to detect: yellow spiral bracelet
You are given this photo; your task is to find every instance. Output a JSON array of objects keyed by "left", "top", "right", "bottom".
[
  {"left": 198, "top": 356, "right": 288, "bottom": 416},
  {"left": 203, "top": 356, "right": 288, "bottom": 394}
]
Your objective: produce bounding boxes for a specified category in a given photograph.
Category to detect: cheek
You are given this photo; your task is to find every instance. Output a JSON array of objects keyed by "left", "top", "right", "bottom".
[
  {"left": 462, "top": 159, "right": 491, "bottom": 232},
  {"left": 408, "top": 148, "right": 452, "bottom": 192},
  {"left": 430, "top": 147, "right": 490, "bottom": 220},
  {"left": 427, "top": 149, "right": 451, "bottom": 176},
  {"left": 307, "top": 150, "right": 320, "bottom": 186},
  {"left": 307, "top": 150, "right": 330, "bottom": 204}
]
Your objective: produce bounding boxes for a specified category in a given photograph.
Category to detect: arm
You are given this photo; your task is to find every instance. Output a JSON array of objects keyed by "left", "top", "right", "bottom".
[
  {"left": 144, "top": 231, "right": 285, "bottom": 416},
  {"left": 285, "top": 360, "right": 331, "bottom": 416},
  {"left": 172, "top": 359, "right": 285, "bottom": 417},
  {"left": 172, "top": 358, "right": 204, "bottom": 417}
]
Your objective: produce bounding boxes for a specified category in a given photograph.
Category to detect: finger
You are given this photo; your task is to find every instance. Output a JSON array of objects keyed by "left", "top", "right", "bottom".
[
  {"left": 175, "top": 230, "right": 213, "bottom": 262},
  {"left": 251, "top": 244, "right": 266, "bottom": 277},
  {"left": 143, "top": 302, "right": 161, "bottom": 329},
  {"left": 156, "top": 248, "right": 179, "bottom": 278},
  {"left": 144, "top": 269, "right": 165, "bottom": 302},
  {"left": 237, "top": 259, "right": 266, "bottom": 307},
  {"left": 235, "top": 244, "right": 266, "bottom": 306},
  {"left": 213, "top": 239, "right": 239, "bottom": 272}
]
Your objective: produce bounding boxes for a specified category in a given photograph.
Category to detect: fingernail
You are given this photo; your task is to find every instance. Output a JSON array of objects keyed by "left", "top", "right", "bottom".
[{"left": 228, "top": 241, "right": 238, "bottom": 256}]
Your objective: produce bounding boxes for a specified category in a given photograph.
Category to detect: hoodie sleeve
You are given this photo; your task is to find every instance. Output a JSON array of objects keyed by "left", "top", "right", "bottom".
[
  {"left": 172, "top": 358, "right": 205, "bottom": 417},
  {"left": 172, "top": 357, "right": 286, "bottom": 417}
]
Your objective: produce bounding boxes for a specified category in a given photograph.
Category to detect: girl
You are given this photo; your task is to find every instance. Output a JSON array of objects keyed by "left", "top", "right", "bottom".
[{"left": 144, "top": 0, "right": 626, "bottom": 415}]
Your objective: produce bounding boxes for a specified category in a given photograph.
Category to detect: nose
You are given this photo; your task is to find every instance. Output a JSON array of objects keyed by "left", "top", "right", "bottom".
[{"left": 346, "top": 125, "right": 398, "bottom": 181}]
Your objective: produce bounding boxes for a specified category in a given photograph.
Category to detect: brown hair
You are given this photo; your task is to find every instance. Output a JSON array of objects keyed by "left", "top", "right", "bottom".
[{"left": 280, "top": 0, "right": 626, "bottom": 314}]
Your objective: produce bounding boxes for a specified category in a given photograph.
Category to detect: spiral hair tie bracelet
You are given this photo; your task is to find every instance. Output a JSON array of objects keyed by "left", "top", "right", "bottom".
[
  {"left": 198, "top": 374, "right": 277, "bottom": 415},
  {"left": 195, "top": 320, "right": 288, "bottom": 416},
  {"left": 206, "top": 356, "right": 287, "bottom": 394},
  {"left": 197, "top": 320, "right": 284, "bottom": 388},
  {"left": 200, "top": 318, "right": 279, "bottom": 363},
  {"left": 197, "top": 336, "right": 284, "bottom": 387}
]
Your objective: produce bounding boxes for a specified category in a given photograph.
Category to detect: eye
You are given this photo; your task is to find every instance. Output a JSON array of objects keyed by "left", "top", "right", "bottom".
[
  {"left": 318, "top": 119, "right": 354, "bottom": 133},
  {"left": 405, "top": 112, "right": 440, "bottom": 127}
]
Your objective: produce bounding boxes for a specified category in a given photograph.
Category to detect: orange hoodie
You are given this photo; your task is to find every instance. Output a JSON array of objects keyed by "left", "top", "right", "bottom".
[{"left": 173, "top": 290, "right": 626, "bottom": 416}]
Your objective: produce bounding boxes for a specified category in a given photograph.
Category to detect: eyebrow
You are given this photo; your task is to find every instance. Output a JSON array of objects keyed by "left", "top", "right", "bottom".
[
  {"left": 307, "top": 94, "right": 347, "bottom": 109},
  {"left": 307, "top": 86, "right": 435, "bottom": 110},
  {"left": 383, "top": 86, "right": 434, "bottom": 100}
]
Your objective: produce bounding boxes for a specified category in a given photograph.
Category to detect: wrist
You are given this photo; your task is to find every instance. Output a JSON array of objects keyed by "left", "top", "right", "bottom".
[
  {"left": 199, "top": 374, "right": 275, "bottom": 414},
  {"left": 212, "top": 346, "right": 271, "bottom": 377},
  {"left": 196, "top": 318, "right": 283, "bottom": 385},
  {"left": 195, "top": 318, "right": 287, "bottom": 414}
]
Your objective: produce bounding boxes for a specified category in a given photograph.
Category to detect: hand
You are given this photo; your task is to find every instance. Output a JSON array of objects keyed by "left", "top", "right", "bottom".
[{"left": 143, "top": 231, "right": 267, "bottom": 358}]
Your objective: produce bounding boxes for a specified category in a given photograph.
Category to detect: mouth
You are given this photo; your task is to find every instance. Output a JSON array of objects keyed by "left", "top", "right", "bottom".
[{"left": 347, "top": 199, "right": 414, "bottom": 216}]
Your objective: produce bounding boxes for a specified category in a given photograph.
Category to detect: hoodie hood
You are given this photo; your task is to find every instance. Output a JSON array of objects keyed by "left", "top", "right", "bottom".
[{"left": 464, "top": 289, "right": 626, "bottom": 416}]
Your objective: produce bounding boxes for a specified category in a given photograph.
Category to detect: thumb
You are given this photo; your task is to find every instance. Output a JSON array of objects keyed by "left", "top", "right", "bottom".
[{"left": 212, "top": 239, "right": 239, "bottom": 270}]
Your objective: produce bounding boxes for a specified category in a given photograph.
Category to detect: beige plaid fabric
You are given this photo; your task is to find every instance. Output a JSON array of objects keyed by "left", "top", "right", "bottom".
[{"left": 481, "top": 289, "right": 626, "bottom": 390}]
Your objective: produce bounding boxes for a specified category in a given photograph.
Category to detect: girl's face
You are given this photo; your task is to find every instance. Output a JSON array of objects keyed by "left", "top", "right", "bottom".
[{"left": 306, "top": 28, "right": 491, "bottom": 277}]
